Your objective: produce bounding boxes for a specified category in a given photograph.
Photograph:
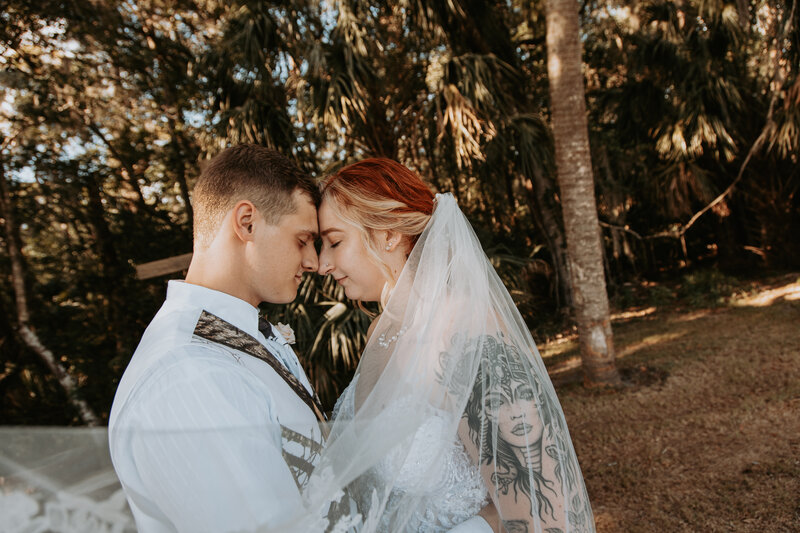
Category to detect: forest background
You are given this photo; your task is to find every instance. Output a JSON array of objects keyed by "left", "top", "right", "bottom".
[{"left": 1, "top": 0, "right": 798, "bottom": 425}]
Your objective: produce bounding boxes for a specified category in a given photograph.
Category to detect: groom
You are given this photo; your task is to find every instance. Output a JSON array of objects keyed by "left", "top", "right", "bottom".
[{"left": 109, "top": 144, "right": 325, "bottom": 532}]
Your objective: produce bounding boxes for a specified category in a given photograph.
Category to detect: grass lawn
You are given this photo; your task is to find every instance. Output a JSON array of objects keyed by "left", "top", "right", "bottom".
[{"left": 541, "top": 274, "right": 800, "bottom": 532}]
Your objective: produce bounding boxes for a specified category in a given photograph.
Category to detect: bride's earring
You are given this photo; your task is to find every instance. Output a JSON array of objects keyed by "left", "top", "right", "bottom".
[{"left": 385, "top": 241, "right": 393, "bottom": 251}]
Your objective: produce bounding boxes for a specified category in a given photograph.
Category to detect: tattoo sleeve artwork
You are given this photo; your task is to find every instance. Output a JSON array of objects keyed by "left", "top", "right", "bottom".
[
  {"left": 502, "top": 520, "right": 530, "bottom": 533},
  {"left": 440, "top": 333, "right": 593, "bottom": 532}
]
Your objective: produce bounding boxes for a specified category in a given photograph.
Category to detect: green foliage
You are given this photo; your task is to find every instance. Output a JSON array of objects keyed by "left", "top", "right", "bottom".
[
  {"left": 677, "top": 269, "right": 739, "bottom": 308},
  {"left": 611, "top": 280, "right": 678, "bottom": 310},
  {"left": 647, "top": 284, "right": 678, "bottom": 307},
  {"left": 1, "top": 0, "right": 798, "bottom": 423}
]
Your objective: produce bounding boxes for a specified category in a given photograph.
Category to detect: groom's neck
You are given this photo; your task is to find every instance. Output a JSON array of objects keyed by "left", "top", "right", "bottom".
[{"left": 185, "top": 246, "right": 257, "bottom": 307}]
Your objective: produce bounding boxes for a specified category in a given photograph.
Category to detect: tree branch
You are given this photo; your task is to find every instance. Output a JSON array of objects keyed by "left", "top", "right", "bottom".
[
  {"left": 0, "top": 143, "right": 100, "bottom": 426},
  {"left": 677, "top": 0, "right": 796, "bottom": 237}
]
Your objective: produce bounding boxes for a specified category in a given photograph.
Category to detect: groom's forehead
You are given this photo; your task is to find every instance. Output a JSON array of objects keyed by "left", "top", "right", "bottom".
[
  {"left": 284, "top": 196, "right": 319, "bottom": 236},
  {"left": 285, "top": 217, "right": 318, "bottom": 237}
]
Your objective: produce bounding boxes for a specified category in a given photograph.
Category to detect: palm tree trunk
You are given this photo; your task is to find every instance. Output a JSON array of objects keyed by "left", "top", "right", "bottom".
[
  {"left": 545, "top": 0, "right": 621, "bottom": 386},
  {"left": 0, "top": 161, "right": 101, "bottom": 425}
]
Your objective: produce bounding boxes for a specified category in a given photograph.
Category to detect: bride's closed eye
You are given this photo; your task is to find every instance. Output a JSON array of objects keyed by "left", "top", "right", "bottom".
[{"left": 330, "top": 241, "right": 341, "bottom": 248}]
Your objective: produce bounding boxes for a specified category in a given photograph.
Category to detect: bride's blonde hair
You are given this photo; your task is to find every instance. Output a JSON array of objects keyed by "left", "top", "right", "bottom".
[{"left": 320, "top": 159, "right": 435, "bottom": 305}]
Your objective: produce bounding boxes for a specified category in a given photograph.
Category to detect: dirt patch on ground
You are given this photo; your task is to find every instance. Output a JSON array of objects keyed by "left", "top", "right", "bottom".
[{"left": 543, "top": 276, "right": 800, "bottom": 532}]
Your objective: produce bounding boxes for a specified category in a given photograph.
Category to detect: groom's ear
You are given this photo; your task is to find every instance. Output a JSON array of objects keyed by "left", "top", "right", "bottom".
[{"left": 231, "top": 200, "right": 257, "bottom": 243}]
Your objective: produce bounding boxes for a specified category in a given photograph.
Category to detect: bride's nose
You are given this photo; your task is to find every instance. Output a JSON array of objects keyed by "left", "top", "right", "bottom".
[{"left": 318, "top": 250, "right": 334, "bottom": 275}]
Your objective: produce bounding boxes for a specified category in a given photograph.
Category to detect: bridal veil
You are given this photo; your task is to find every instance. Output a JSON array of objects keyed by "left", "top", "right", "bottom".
[{"left": 291, "top": 193, "right": 594, "bottom": 532}]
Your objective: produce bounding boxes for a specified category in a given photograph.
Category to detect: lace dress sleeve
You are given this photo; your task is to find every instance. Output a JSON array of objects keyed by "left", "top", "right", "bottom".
[{"left": 331, "top": 377, "right": 357, "bottom": 421}]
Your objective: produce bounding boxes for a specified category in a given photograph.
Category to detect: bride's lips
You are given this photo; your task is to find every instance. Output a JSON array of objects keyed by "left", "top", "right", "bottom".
[
  {"left": 335, "top": 276, "right": 347, "bottom": 284},
  {"left": 511, "top": 422, "right": 533, "bottom": 436}
]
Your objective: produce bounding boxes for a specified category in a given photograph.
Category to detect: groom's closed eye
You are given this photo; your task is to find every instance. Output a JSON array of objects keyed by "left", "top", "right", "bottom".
[{"left": 297, "top": 230, "right": 318, "bottom": 249}]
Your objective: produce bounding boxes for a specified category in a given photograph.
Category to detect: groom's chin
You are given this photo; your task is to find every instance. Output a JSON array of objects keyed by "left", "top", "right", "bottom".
[
  {"left": 273, "top": 293, "right": 298, "bottom": 305},
  {"left": 262, "top": 288, "right": 299, "bottom": 305}
]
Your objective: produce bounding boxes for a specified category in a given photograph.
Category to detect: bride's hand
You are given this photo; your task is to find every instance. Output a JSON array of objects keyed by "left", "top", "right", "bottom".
[{"left": 477, "top": 501, "right": 502, "bottom": 533}]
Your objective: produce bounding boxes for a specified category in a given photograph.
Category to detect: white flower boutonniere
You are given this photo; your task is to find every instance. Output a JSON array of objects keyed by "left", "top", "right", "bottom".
[{"left": 275, "top": 322, "right": 296, "bottom": 345}]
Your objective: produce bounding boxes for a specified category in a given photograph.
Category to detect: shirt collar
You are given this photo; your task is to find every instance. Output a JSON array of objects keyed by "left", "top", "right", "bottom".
[{"left": 165, "top": 280, "right": 261, "bottom": 340}]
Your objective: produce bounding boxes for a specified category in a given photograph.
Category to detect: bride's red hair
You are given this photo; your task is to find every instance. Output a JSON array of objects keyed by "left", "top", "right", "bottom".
[
  {"left": 321, "top": 158, "right": 434, "bottom": 218},
  {"left": 320, "top": 159, "right": 435, "bottom": 296}
]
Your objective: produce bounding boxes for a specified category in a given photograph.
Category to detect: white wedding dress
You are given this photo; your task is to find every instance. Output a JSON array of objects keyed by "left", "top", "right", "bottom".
[{"left": 333, "top": 377, "right": 488, "bottom": 532}]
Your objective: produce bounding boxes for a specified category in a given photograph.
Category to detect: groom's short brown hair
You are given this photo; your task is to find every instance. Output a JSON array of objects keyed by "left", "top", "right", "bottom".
[{"left": 192, "top": 144, "right": 319, "bottom": 248}]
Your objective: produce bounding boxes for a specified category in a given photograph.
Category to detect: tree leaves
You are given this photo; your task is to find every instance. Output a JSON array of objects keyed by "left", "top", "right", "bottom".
[{"left": 1, "top": 0, "right": 798, "bottom": 421}]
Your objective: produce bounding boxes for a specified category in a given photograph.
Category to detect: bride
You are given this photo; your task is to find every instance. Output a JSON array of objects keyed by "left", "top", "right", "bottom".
[{"left": 302, "top": 158, "right": 594, "bottom": 533}]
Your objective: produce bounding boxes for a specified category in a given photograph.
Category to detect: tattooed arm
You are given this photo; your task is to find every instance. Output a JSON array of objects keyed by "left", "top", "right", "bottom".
[
  {"left": 453, "top": 334, "right": 588, "bottom": 533},
  {"left": 457, "top": 418, "right": 567, "bottom": 533}
]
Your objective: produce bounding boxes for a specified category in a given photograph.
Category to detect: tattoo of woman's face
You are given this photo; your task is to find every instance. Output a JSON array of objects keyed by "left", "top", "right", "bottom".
[
  {"left": 469, "top": 335, "right": 549, "bottom": 452},
  {"left": 439, "top": 334, "right": 560, "bottom": 516},
  {"left": 439, "top": 333, "right": 592, "bottom": 529},
  {"left": 486, "top": 382, "right": 545, "bottom": 450}
]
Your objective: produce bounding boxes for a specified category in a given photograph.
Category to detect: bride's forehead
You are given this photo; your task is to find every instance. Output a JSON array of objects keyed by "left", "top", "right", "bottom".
[
  {"left": 317, "top": 199, "right": 340, "bottom": 219},
  {"left": 318, "top": 201, "right": 359, "bottom": 231}
]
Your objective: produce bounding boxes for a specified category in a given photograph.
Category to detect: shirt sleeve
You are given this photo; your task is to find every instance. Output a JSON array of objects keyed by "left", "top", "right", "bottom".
[{"left": 123, "top": 348, "right": 304, "bottom": 532}]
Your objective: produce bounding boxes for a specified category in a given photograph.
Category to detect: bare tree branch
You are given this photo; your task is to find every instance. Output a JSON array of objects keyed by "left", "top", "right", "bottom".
[{"left": 0, "top": 140, "right": 101, "bottom": 426}]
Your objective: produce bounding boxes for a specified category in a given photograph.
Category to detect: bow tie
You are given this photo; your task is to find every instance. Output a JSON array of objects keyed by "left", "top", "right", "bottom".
[{"left": 257, "top": 317, "right": 275, "bottom": 341}]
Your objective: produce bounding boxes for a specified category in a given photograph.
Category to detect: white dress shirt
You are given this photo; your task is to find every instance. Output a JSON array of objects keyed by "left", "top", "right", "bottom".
[{"left": 109, "top": 281, "right": 322, "bottom": 533}]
